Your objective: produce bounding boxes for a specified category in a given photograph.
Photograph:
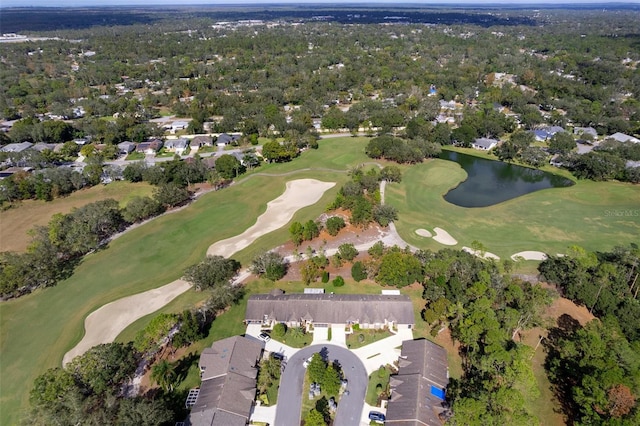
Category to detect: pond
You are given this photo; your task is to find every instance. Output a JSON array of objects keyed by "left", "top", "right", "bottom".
[{"left": 440, "top": 150, "right": 574, "bottom": 208}]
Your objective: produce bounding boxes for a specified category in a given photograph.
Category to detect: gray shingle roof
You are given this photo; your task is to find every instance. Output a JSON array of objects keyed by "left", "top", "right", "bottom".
[
  {"left": 190, "top": 336, "right": 263, "bottom": 426},
  {"left": 386, "top": 339, "right": 449, "bottom": 426},
  {"left": 245, "top": 293, "right": 415, "bottom": 325}
]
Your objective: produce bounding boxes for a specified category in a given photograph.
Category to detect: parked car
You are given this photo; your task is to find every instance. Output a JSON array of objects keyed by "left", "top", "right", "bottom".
[
  {"left": 369, "top": 411, "right": 386, "bottom": 422},
  {"left": 258, "top": 332, "right": 271, "bottom": 342}
]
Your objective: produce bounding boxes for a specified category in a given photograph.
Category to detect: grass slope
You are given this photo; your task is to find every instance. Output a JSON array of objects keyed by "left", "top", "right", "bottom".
[
  {"left": 0, "top": 137, "right": 368, "bottom": 425},
  {"left": 0, "top": 181, "right": 155, "bottom": 252},
  {"left": 387, "top": 158, "right": 640, "bottom": 258}
]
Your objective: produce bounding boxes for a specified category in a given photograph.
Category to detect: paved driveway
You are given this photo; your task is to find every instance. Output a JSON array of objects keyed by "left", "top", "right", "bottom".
[{"left": 274, "top": 344, "right": 367, "bottom": 426}]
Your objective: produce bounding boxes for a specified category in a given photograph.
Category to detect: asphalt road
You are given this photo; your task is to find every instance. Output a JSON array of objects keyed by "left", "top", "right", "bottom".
[{"left": 274, "top": 344, "right": 367, "bottom": 426}]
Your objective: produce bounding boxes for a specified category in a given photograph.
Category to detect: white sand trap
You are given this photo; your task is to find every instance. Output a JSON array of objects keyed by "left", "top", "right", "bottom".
[
  {"left": 64, "top": 179, "right": 335, "bottom": 365},
  {"left": 63, "top": 279, "right": 191, "bottom": 365},
  {"left": 432, "top": 227, "right": 458, "bottom": 245},
  {"left": 462, "top": 246, "right": 500, "bottom": 260},
  {"left": 207, "top": 179, "right": 335, "bottom": 256},
  {"left": 415, "top": 228, "right": 432, "bottom": 238},
  {"left": 511, "top": 251, "right": 548, "bottom": 261}
]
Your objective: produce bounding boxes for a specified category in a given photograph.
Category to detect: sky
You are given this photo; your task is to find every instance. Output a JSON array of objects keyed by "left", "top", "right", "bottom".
[{"left": 3, "top": 0, "right": 638, "bottom": 7}]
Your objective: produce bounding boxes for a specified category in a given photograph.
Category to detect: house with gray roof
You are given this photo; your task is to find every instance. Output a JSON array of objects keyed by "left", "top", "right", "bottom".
[
  {"left": 1, "top": 142, "right": 33, "bottom": 153},
  {"left": 245, "top": 292, "right": 415, "bottom": 330},
  {"left": 164, "top": 138, "right": 190, "bottom": 155},
  {"left": 192, "top": 135, "right": 213, "bottom": 147},
  {"left": 117, "top": 141, "right": 136, "bottom": 155},
  {"left": 188, "top": 336, "right": 263, "bottom": 426},
  {"left": 31, "top": 142, "right": 57, "bottom": 152},
  {"left": 216, "top": 133, "right": 241, "bottom": 146},
  {"left": 608, "top": 132, "right": 639, "bottom": 144},
  {"left": 573, "top": 126, "right": 598, "bottom": 139},
  {"left": 471, "top": 138, "right": 498, "bottom": 151},
  {"left": 386, "top": 339, "right": 449, "bottom": 426}
]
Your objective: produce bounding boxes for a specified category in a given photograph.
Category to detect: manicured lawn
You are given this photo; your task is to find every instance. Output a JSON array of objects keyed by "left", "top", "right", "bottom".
[
  {"left": 386, "top": 157, "right": 640, "bottom": 259},
  {"left": 0, "top": 181, "right": 154, "bottom": 253},
  {"left": 0, "top": 138, "right": 369, "bottom": 425},
  {"left": 346, "top": 328, "right": 393, "bottom": 349},
  {"left": 125, "top": 151, "right": 145, "bottom": 160},
  {"left": 365, "top": 365, "right": 394, "bottom": 406}
]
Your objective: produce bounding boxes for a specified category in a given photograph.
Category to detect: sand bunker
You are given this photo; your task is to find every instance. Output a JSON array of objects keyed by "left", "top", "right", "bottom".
[
  {"left": 64, "top": 179, "right": 335, "bottom": 365},
  {"left": 511, "top": 251, "right": 548, "bottom": 261},
  {"left": 207, "top": 179, "right": 335, "bottom": 256},
  {"left": 462, "top": 246, "right": 500, "bottom": 260},
  {"left": 415, "top": 228, "right": 432, "bottom": 238},
  {"left": 432, "top": 227, "right": 458, "bottom": 245}
]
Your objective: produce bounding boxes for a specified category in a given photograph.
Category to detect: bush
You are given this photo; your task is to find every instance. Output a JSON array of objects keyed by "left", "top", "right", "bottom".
[
  {"left": 272, "top": 323, "right": 287, "bottom": 339},
  {"left": 351, "top": 261, "right": 367, "bottom": 282},
  {"left": 321, "top": 271, "right": 330, "bottom": 283},
  {"left": 332, "top": 276, "right": 345, "bottom": 287},
  {"left": 326, "top": 216, "right": 346, "bottom": 236},
  {"left": 338, "top": 243, "right": 358, "bottom": 262}
]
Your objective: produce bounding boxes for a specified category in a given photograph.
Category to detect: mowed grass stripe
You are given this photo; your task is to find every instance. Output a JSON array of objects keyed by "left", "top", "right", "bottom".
[{"left": 0, "top": 137, "right": 369, "bottom": 425}]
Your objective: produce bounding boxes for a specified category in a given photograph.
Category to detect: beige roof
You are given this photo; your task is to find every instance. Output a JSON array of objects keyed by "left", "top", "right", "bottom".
[{"left": 245, "top": 293, "right": 415, "bottom": 325}]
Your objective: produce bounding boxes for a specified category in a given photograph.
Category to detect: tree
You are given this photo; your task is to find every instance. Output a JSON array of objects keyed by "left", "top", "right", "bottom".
[
  {"left": 323, "top": 365, "right": 342, "bottom": 396},
  {"left": 337, "top": 243, "right": 358, "bottom": 262},
  {"left": 206, "top": 283, "right": 244, "bottom": 312},
  {"left": 272, "top": 323, "right": 287, "bottom": 339},
  {"left": 308, "top": 353, "right": 327, "bottom": 384},
  {"left": 123, "top": 161, "right": 148, "bottom": 182},
  {"left": 68, "top": 342, "right": 138, "bottom": 395},
  {"left": 376, "top": 248, "right": 423, "bottom": 288},
  {"left": 305, "top": 408, "right": 327, "bottom": 426},
  {"left": 183, "top": 255, "right": 241, "bottom": 291},
  {"left": 373, "top": 204, "right": 398, "bottom": 227},
  {"left": 289, "top": 221, "right": 304, "bottom": 246},
  {"left": 251, "top": 251, "right": 287, "bottom": 281},
  {"left": 351, "top": 261, "right": 367, "bottom": 282},
  {"left": 153, "top": 182, "right": 190, "bottom": 208},
  {"left": 302, "top": 220, "right": 320, "bottom": 241},
  {"left": 380, "top": 165, "right": 402, "bottom": 183},
  {"left": 520, "top": 146, "right": 547, "bottom": 168},
  {"left": 548, "top": 131, "right": 575, "bottom": 154},
  {"left": 151, "top": 360, "right": 176, "bottom": 392},
  {"left": 215, "top": 154, "right": 244, "bottom": 179},
  {"left": 332, "top": 276, "right": 345, "bottom": 287},
  {"left": 122, "top": 196, "right": 163, "bottom": 223},
  {"left": 325, "top": 216, "right": 346, "bottom": 236},
  {"left": 133, "top": 313, "right": 179, "bottom": 354}
]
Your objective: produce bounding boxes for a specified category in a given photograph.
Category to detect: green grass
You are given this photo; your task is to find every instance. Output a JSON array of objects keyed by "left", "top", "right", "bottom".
[
  {"left": 125, "top": 151, "right": 145, "bottom": 160},
  {"left": 365, "top": 365, "right": 393, "bottom": 406},
  {"left": 0, "top": 181, "right": 155, "bottom": 253},
  {"left": 0, "top": 138, "right": 369, "bottom": 426},
  {"left": 346, "top": 328, "right": 393, "bottom": 349},
  {"left": 386, "top": 157, "right": 640, "bottom": 259}
]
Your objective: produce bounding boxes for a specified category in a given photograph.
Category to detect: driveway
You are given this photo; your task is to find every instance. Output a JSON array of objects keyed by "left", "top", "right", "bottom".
[{"left": 274, "top": 344, "right": 367, "bottom": 426}]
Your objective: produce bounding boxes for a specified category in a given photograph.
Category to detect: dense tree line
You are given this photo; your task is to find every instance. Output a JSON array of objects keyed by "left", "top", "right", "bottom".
[
  {"left": 29, "top": 342, "right": 174, "bottom": 425},
  {"left": 365, "top": 135, "right": 441, "bottom": 164},
  {"left": 0, "top": 189, "right": 190, "bottom": 298}
]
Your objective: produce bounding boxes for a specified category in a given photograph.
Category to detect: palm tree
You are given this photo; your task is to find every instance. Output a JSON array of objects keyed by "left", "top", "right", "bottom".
[{"left": 151, "top": 360, "right": 176, "bottom": 392}]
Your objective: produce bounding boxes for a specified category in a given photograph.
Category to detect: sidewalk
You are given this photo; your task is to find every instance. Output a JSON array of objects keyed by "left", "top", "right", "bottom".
[{"left": 351, "top": 328, "right": 414, "bottom": 375}]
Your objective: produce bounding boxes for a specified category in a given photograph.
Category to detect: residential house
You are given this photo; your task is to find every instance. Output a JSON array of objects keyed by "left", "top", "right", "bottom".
[
  {"left": 385, "top": 339, "right": 449, "bottom": 426},
  {"left": 1, "top": 142, "right": 33, "bottom": 153},
  {"left": 31, "top": 142, "right": 57, "bottom": 152},
  {"left": 164, "top": 138, "right": 190, "bottom": 155},
  {"left": 0, "top": 166, "right": 32, "bottom": 179},
  {"left": 188, "top": 336, "right": 263, "bottom": 426},
  {"left": 170, "top": 120, "right": 189, "bottom": 133},
  {"left": 609, "top": 132, "right": 640, "bottom": 144},
  {"left": 136, "top": 139, "right": 163, "bottom": 155},
  {"left": 471, "top": 138, "right": 498, "bottom": 151},
  {"left": 573, "top": 126, "right": 598, "bottom": 139},
  {"left": 192, "top": 135, "right": 213, "bottom": 147},
  {"left": 439, "top": 100, "right": 457, "bottom": 110},
  {"left": 216, "top": 133, "right": 241, "bottom": 146},
  {"left": 533, "top": 126, "right": 566, "bottom": 142},
  {"left": 245, "top": 291, "right": 415, "bottom": 330},
  {"left": 117, "top": 141, "right": 136, "bottom": 155}
]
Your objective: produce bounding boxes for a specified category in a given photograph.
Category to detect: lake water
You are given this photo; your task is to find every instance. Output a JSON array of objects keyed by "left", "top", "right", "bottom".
[{"left": 440, "top": 150, "right": 574, "bottom": 208}]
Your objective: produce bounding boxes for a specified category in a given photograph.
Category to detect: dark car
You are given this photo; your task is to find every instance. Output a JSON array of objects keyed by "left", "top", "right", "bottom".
[{"left": 369, "top": 411, "right": 386, "bottom": 422}]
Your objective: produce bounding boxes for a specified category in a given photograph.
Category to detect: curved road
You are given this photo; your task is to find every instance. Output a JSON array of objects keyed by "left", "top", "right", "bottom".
[{"left": 275, "top": 344, "right": 367, "bottom": 426}]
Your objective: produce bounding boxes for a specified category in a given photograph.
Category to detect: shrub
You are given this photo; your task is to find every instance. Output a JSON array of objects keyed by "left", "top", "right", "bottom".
[
  {"left": 272, "top": 323, "right": 287, "bottom": 339},
  {"left": 351, "top": 261, "right": 367, "bottom": 282},
  {"left": 332, "top": 276, "right": 345, "bottom": 287},
  {"left": 326, "top": 216, "right": 346, "bottom": 236},
  {"left": 338, "top": 243, "right": 358, "bottom": 262},
  {"left": 321, "top": 271, "right": 330, "bottom": 283}
]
